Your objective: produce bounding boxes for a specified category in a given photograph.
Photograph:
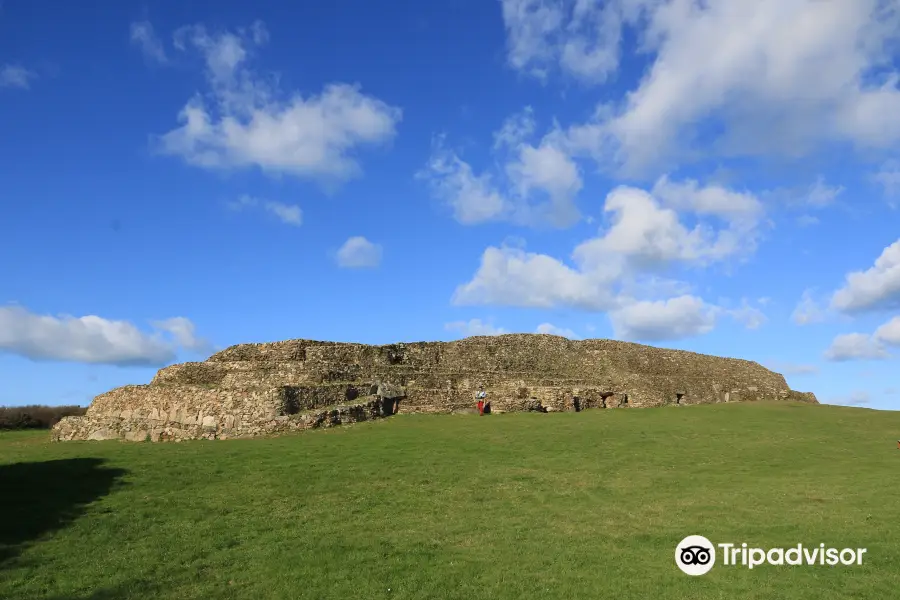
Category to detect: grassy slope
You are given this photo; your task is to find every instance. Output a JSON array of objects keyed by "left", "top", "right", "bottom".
[{"left": 1, "top": 402, "right": 898, "bottom": 600}]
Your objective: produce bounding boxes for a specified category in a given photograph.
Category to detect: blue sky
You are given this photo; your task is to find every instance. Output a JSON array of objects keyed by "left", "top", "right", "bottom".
[{"left": 2, "top": 0, "right": 899, "bottom": 410}]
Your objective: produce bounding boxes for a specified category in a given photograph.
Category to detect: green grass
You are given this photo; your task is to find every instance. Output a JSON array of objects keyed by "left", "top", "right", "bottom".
[{"left": 1, "top": 402, "right": 898, "bottom": 599}]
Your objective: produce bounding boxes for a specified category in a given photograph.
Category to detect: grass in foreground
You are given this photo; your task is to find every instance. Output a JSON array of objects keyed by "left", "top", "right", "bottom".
[{"left": 1, "top": 401, "right": 898, "bottom": 600}]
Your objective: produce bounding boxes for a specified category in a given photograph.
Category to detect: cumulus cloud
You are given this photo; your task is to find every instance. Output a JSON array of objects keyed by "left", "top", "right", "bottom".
[
  {"left": 228, "top": 195, "right": 302, "bottom": 226},
  {"left": 874, "top": 315, "right": 900, "bottom": 346},
  {"left": 511, "top": 0, "right": 900, "bottom": 174},
  {"left": 0, "top": 64, "right": 36, "bottom": 89},
  {"left": 535, "top": 323, "right": 579, "bottom": 338},
  {"left": 420, "top": 125, "right": 582, "bottom": 228},
  {"left": 452, "top": 176, "right": 767, "bottom": 340},
  {"left": 500, "top": 0, "right": 630, "bottom": 83},
  {"left": 792, "top": 290, "right": 828, "bottom": 325},
  {"left": 452, "top": 245, "right": 618, "bottom": 311},
  {"left": 0, "top": 306, "right": 205, "bottom": 366},
  {"left": 151, "top": 317, "right": 211, "bottom": 353},
  {"left": 608, "top": 295, "right": 718, "bottom": 341},
  {"left": 824, "top": 333, "right": 890, "bottom": 361},
  {"left": 831, "top": 239, "right": 900, "bottom": 312},
  {"left": 154, "top": 22, "right": 401, "bottom": 182},
  {"left": 506, "top": 141, "right": 583, "bottom": 227},
  {"left": 336, "top": 236, "right": 382, "bottom": 268},
  {"left": 419, "top": 141, "right": 510, "bottom": 225},
  {"left": 130, "top": 21, "right": 167, "bottom": 63},
  {"left": 574, "top": 181, "right": 763, "bottom": 273},
  {"left": 445, "top": 319, "right": 506, "bottom": 337}
]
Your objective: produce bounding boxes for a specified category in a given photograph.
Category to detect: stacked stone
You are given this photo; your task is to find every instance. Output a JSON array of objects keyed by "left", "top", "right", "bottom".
[{"left": 52, "top": 334, "right": 818, "bottom": 442}]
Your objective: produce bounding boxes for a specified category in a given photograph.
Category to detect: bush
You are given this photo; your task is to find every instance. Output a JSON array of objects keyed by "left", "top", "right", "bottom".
[{"left": 0, "top": 405, "right": 87, "bottom": 430}]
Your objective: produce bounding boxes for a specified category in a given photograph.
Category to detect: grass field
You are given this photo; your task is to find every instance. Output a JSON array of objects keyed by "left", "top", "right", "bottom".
[{"left": 1, "top": 401, "right": 899, "bottom": 599}]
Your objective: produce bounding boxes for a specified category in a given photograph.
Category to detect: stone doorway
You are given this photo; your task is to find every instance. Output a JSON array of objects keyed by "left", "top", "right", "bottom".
[{"left": 599, "top": 392, "right": 614, "bottom": 408}]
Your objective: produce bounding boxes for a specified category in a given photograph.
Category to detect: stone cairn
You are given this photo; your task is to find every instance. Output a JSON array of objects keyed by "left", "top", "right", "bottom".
[{"left": 52, "top": 334, "right": 818, "bottom": 442}]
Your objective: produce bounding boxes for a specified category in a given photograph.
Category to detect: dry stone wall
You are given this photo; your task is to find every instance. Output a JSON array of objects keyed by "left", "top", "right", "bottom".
[{"left": 52, "top": 334, "right": 818, "bottom": 442}]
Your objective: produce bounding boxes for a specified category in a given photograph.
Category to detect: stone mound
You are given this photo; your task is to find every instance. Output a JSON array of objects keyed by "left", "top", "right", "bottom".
[{"left": 52, "top": 334, "right": 818, "bottom": 442}]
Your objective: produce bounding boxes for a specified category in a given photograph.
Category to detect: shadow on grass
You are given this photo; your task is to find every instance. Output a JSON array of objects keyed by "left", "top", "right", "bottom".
[
  {"left": 0, "top": 458, "right": 127, "bottom": 568},
  {"left": 39, "top": 580, "right": 164, "bottom": 600}
]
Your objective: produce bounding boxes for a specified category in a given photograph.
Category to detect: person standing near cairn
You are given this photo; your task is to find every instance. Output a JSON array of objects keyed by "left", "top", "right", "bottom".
[{"left": 476, "top": 386, "right": 487, "bottom": 415}]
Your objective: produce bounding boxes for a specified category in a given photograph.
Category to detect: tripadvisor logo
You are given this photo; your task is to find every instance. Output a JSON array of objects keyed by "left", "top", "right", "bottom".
[{"left": 675, "top": 535, "right": 867, "bottom": 576}]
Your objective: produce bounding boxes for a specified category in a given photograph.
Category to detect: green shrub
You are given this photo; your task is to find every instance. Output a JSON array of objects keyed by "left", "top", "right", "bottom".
[{"left": 0, "top": 405, "right": 87, "bottom": 430}]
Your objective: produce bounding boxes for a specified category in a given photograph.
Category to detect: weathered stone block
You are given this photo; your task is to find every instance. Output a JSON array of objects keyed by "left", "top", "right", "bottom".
[
  {"left": 88, "top": 428, "right": 114, "bottom": 441},
  {"left": 125, "top": 430, "right": 148, "bottom": 442}
]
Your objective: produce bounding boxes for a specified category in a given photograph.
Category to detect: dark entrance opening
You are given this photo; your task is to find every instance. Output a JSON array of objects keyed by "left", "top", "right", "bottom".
[
  {"left": 600, "top": 392, "right": 614, "bottom": 409},
  {"left": 382, "top": 397, "right": 401, "bottom": 416},
  {"left": 622, "top": 394, "right": 629, "bottom": 406},
  {"left": 676, "top": 392, "right": 684, "bottom": 405},
  {"left": 573, "top": 397, "right": 582, "bottom": 412},
  {"left": 281, "top": 387, "right": 301, "bottom": 415}
]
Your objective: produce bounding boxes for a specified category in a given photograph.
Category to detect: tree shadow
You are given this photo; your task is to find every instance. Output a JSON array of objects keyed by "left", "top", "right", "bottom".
[{"left": 0, "top": 458, "right": 127, "bottom": 568}]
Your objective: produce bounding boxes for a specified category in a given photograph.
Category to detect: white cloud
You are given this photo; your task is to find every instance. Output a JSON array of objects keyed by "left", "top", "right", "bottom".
[
  {"left": 453, "top": 245, "right": 619, "bottom": 311},
  {"left": 420, "top": 129, "right": 582, "bottom": 228},
  {"left": 846, "top": 391, "right": 872, "bottom": 406},
  {"left": 419, "top": 142, "right": 510, "bottom": 225},
  {"left": 831, "top": 239, "right": 900, "bottom": 312},
  {"left": 500, "top": 0, "right": 629, "bottom": 83},
  {"left": 263, "top": 202, "right": 303, "bottom": 226},
  {"left": 130, "top": 21, "right": 167, "bottom": 63},
  {"left": 873, "top": 160, "right": 900, "bottom": 206},
  {"left": 574, "top": 183, "right": 761, "bottom": 270},
  {"left": 528, "top": 0, "right": 900, "bottom": 174},
  {"left": 0, "top": 64, "right": 36, "bottom": 89},
  {"left": 0, "top": 306, "right": 206, "bottom": 366},
  {"left": 792, "top": 290, "right": 828, "bottom": 325},
  {"left": 760, "top": 176, "right": 845, "bottom": 213},
  {"left": 453, "top": 176, "right": 765, "bottom": 343},
  {"left": 228, "top": 195, "right": 303, "bottom": 226},
  {"left": 824, "top": 333, "right": 890, "bottom": 361},
  {"left": 829, "top": 390, "right": 872, "bottom": 406},
  {"left": 652, "top": 175, "right": 764, "bottom": 225},
  {"left": 151, "top": 317, "right": 211, "bottom": 352},
  {"left": 797, "top": 215, "right": 820, "bottom": 227},
  {"left": 445, "top": 319, "right": 506, "bottom": 337},
  {"left": 535, "top": 323, "right": 579, "bottom": 338},
  {"left": 505, "top": 140, "right": 583, "bottom": 227},
  {"left": 336, "top": 236, "right": 382, "bottom": 268},
  {"left": 874, "top": 315, "right": 900, "bottom": 346},
  {"left": 765, "top": 361, "right": 820, "bottom": 376},
  {"left": 728, "top": 302, "right": 767, "bottom": 330},
  {"left": 608, "top": 295, "right": 718, "bottom": 341},
  {"left": 493, "top": 106, "right": 536, "bottom": 150},
  {"left": 155, "top": 22, "right": 401, "bottom": 182},
  {"left": 806, "top": 176, "right": 845, "bottom": 208}
]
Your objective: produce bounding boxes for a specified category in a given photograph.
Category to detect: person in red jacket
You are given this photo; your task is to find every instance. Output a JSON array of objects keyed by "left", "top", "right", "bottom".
[{"left": 476, "top": 386, "right": 486, "bottom": 415}]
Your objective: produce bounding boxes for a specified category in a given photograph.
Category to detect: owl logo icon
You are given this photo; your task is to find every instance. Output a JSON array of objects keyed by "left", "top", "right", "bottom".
[{"left": 675, "top": 535, "right": 716, "bottom": 575}]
